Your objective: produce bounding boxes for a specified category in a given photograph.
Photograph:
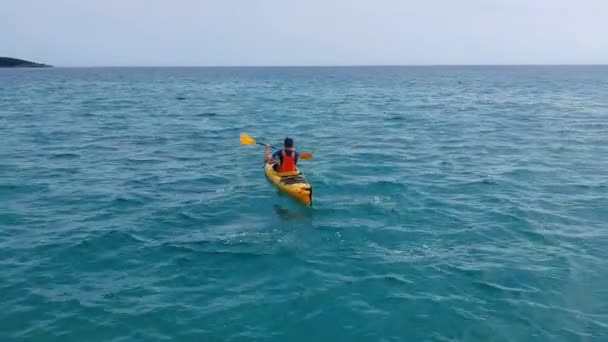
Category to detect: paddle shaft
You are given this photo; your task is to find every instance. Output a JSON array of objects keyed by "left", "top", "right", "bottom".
[
  {"left": 262, "top": 143, "right": 311, "bottom": 160},
  {"left": 258, "top": 142, "right": 279, "bottom": 150},
  {"left": 242, "top": 134, "right": 311, "bottom": 159}
]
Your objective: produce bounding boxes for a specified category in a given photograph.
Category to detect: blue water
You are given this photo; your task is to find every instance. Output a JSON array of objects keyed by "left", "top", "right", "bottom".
[{"left": 1, "top": 66, "right": 608, "bottom": 341}]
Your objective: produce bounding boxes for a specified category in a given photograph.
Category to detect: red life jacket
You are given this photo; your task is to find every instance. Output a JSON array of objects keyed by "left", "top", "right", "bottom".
[{"left": 278, "top": 150, "right": 297, "bottom": 172}]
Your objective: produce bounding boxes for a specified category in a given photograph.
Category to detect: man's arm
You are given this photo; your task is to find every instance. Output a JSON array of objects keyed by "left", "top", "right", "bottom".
[{"left": 266, "top": 146, "right": 279, "bottom": 163}]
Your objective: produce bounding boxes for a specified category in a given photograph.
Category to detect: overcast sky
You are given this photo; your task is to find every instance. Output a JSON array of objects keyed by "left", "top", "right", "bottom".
[{"left": 1, "top": 0, "right": 606, "bottom": 66}]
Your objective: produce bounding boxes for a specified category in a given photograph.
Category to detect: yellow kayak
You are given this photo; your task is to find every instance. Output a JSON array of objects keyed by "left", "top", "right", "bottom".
[{"left": 264, "top": 162, "right": 312, "bottom": 206}]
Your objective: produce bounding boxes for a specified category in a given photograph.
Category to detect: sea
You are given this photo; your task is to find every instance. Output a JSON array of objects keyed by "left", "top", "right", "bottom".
[{"left": 1, "top": 66, "right": 607, "bottom": 341}]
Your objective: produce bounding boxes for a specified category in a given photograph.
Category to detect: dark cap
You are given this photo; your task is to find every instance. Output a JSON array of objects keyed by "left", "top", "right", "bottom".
[{"left": 284, "top": 137, "right": 294, "bottom": 148}]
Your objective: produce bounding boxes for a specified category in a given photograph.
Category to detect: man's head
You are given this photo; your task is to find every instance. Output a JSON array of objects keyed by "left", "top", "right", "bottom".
[{"left": 284, "top": 137, "right": 294, "bottom": 149}]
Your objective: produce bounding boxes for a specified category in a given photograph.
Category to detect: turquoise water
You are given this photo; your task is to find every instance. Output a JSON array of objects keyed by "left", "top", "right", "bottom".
[{"left": 1, "top": 66, "right": 607, "bottom": 341}]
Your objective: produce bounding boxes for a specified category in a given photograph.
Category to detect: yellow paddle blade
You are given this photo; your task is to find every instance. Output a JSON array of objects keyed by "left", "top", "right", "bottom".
[
  {"left": 240, "top": 133, "right": 256, "bottom": 145},
  {"left": 300, "top": 152, "right": 313, "bottom": 160}
]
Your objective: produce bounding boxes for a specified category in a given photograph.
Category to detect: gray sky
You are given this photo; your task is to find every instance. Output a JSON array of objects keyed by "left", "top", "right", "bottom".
[{"left": 2, "top": 0, "right": 607, "bottom": 66}]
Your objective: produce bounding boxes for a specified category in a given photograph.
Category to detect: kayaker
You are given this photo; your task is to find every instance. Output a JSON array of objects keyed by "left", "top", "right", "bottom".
[{"left": 266, "top": 137, "right": 299, "bottom": 172}]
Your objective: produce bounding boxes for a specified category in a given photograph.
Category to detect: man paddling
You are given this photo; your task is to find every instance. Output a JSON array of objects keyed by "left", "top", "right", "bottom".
[{"left": 266, "top": 137, "right": 299, "bottom": 172}]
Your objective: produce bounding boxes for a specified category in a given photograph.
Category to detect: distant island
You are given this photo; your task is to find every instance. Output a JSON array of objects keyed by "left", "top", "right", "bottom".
[{"left": 0, "top": 57, "right": 52, "bottom": 68}]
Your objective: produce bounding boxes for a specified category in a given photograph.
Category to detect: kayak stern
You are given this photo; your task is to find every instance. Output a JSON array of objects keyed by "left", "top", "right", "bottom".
[{"left": 264, "top": 163, "right": 312, "bottom": 206}]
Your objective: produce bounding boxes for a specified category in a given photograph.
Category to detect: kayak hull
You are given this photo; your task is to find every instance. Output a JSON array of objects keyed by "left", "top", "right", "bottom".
[{"left": 264, "top": 163, "right": 312, "bottom": 206}]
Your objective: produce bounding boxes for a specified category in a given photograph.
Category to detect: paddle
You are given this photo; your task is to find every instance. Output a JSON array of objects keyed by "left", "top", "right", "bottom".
[{"left": 240, "top": 133, "right": 313, "bottom": 160}]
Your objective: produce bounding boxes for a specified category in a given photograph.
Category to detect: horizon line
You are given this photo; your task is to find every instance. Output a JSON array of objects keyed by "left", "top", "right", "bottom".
[{"left": 50, "top": 63, "right": 608, "bottom": 68}]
